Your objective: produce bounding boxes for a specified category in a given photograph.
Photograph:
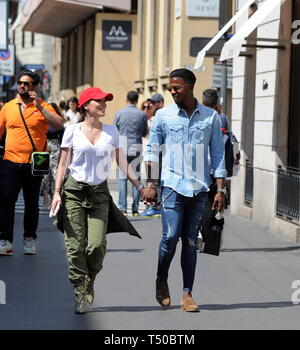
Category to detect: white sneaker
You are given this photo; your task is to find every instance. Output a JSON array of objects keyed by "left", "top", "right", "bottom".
[
  {"left": 0, "top": 240, "right": 13, "bottom": 255},
  {"left": 23, "top": 239, "right": 36, "bottom": 255}
]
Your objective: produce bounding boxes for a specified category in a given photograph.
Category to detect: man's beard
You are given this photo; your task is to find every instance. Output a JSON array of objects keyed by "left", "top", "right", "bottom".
[{"left": 18, "top": 90, "right": 30, "bottom": 99}]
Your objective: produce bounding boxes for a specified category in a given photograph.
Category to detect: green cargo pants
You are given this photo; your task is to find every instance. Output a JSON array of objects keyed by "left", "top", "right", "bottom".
[{"left": 61, "top": 175, "right": 110, "bottom": 287}]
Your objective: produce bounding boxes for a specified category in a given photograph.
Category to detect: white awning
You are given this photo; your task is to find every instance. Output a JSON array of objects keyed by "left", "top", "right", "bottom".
[
  {"left": 194, "top": 0, "right": 284, "bottom": 69},
  {"left": 220, "top": 0, "right": 282, "bottom": 61},
  {"left": 194, "top": 0, "right": 255, "bottom": 69}
]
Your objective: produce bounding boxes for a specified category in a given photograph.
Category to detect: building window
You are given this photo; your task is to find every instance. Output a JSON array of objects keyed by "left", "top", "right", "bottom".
[{"left": 31, "top": 33, "right": 35, "bottom": 47}]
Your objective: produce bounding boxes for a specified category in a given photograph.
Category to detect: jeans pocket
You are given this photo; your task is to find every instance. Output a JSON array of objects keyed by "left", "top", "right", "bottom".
[{"left": 162, "top": 187, "right": 179, "bottom": 209}]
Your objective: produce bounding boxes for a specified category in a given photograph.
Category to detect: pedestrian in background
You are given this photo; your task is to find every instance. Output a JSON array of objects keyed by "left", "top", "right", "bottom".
[
  {"left": 113, "top": 91, "right": 148, "bottom": 216},
  {"left": 51, "top": 87, "right": 145, "bottom": 314},
  {"left": 140, "top": 99, "right": 153, "bottom": 122},
  {"left": 59, "top": 100, "right": 69, "bottom": 123},
  {"left": 40, "top": 102, "right": 65, "bottom": 208},
  {"left": 141, "top": 93, "right": 164, "bottom": 217},
  {"left": 143, "top": 68, "right": 226, "bottom": 312},
  {"left": 65, "top": 96, "right": 80, "bottom": 126},
  {"left": 0, "top": 70, "right": 63, "bottom": 256},
  {"left": 202, "top": 88, "right": 239, "bottom": 205}
]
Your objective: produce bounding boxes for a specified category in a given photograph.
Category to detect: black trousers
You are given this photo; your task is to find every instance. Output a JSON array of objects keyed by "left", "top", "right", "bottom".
[{"left": 0, "top": 160, "right": 43, "bottom": 243}]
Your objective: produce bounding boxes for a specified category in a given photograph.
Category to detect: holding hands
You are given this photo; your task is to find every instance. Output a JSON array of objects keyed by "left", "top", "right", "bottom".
[{"left": 138, "top": 182, "right": 157, "bottom": 205}]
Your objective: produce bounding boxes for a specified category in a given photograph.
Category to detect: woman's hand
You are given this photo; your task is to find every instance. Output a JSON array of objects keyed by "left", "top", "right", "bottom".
[
  {"left": 51, "top": 192, "right": 62, "bottom": 214},
  {"left": 142, "top": 187, "right": 157, "bottom": 205}
]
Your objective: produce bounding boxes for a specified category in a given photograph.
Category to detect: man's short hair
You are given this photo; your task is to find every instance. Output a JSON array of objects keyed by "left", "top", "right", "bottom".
[
  {"left": 18, "top": 70, "right": 40, "bottom": 86},
  {"left": 170, "top": 68, "right": 196, "bottom": 87},
  {"left": 150, "top": 93, "right": 164, "bottom": 103},
  {"left": 202, "top": 89, "right": 219, "bottom": 108},
  {"left": 127, "top": 91, "right": 139, "bottom": 103}
]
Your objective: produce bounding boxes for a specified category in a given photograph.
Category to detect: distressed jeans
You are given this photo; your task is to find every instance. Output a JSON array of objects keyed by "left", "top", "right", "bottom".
[{"left": 157, "top": 187, "right": 208, "bottom": 292}]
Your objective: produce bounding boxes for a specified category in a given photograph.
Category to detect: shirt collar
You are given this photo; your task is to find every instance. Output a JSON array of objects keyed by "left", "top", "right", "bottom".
[
  {"left": 15, "top": 96, "right": 34, "bottom": 107},
  {"left": 174, "top": 99, "right": 201, "bottom": 115}
]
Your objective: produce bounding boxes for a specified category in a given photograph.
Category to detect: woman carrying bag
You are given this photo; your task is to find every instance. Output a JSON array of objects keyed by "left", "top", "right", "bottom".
[{"left": 51, "top": 87, "right": 147, "bottom": 314}]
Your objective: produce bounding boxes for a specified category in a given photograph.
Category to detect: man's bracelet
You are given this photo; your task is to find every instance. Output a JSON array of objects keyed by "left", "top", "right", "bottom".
[
  {"left": 137, "top": 183, "right": 145, "bottom": 191},
  {"left": 54, "top": 188, "right": 61, "bottom": 193}
]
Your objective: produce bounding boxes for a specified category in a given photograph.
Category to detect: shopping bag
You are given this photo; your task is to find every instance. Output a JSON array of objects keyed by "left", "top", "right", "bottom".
[{"left": 201, "top": 208, "right": 224, "bottom": 256}]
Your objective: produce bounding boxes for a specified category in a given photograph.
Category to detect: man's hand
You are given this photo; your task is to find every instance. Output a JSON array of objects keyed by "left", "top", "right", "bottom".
[
  {"left": 28, "top": 91, "right": 42, "bottom": 109},
  {"left": 215, "top": 104, "right": 223, "bottom": 114},
  {"left": 142, "top": 187, "right": 157, "bottom": 205},
  {"left": 212, "top": 192, "right": 225, "bottom": 212}
]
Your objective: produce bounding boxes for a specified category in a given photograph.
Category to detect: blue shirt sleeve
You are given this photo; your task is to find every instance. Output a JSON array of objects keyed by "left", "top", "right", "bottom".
[{"left": 210, "top": 112, "right": 227, "bottom": 178}]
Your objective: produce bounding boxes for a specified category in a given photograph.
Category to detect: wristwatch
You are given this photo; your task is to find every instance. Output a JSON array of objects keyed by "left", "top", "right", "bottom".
[
  {"left": 217, "top": 188, "right": 226, "bottom": 195},
  {"left": 137, "top": 183, "right": 145, "bottom": 191}
]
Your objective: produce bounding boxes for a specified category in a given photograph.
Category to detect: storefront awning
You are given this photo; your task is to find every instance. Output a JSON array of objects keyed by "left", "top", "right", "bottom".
[
  {"left": 220, "top": 0, "right": 282, "bottom": 61},
  {"left": 194, "top": 0, "right": 283, "bottom": 69},
  {"left": 21, "top": 0, "right": 132, "bottom": 38}
]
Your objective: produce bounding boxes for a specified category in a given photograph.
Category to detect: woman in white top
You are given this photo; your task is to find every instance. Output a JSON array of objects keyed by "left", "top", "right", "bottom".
[
  {"left": 65, "top": 96, "right": 80, "bottom": 126},
  {"left": 51, "top": 87, "right": 147, "bottom": 314}
]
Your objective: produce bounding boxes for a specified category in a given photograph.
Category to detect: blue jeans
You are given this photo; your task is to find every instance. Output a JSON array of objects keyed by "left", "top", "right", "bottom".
[
  {"left": 118, "top": 155, "right": 141, "bottom": 213},
  {"left": 157, "top": 187, "right": 208, "bottom": 292}
]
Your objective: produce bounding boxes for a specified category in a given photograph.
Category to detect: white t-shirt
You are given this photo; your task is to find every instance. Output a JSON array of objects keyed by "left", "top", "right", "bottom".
[
  {"left": 61, "top": 123, "right": 120, "bottom": 185},
  {"left": 65, "top": 109, "right": 80, "bottom": 124}
]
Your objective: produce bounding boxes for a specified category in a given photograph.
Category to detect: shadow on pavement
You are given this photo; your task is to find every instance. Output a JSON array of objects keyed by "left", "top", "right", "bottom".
[
  {"left": 90, "top": 305, "right": 180, "bottom": 313},
  {"left": 107, "top": 249, "right": 145, "bottom": 253},
  {"left": 222, "top": 246, "right": 300, "bottom": 253},
  {"left": 201, "top": 301, "right": 298, "bottom": 310}
]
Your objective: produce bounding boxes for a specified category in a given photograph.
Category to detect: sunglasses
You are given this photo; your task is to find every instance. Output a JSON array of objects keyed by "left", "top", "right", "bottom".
[
  {"left": 167, "top": 84, "right": 188, "bottom": 93},
  {"left": 142, "top": 105, "right": 150, "bottom": 110},
  {"left": 17, "top": 81, "right": 32, "bottom": 86}
]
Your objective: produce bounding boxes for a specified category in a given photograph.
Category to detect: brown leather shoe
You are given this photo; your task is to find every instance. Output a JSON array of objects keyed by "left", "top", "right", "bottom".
[
  {"left": 180, "top": 296, "right": 200, "bottom": 312},
  {"left": 156, "top": 278, "right": 171, "bottom": 307}
]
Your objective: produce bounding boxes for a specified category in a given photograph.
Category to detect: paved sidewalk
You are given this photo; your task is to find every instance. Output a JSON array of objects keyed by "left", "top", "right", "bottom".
[{"left": 0, "top": 182, "right": 300, "bottom": 330}]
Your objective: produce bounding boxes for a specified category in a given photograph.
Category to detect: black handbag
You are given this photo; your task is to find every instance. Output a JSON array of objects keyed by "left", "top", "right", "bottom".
[
  {"left": 201, "top": 208, "right": 224, "bottom": 256},
  {"left": 200, "top": 181, "right": 224, "bottom": 256},
  {"left": 18, "top": 103, "right": 50, "bottom": 176}
]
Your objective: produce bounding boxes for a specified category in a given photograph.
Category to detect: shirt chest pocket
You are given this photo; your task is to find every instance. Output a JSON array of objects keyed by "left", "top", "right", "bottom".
[
  {"left": 192, "top": 123, "right": 210, "bottom": 143},
  {"left": 169, "top": 125, "right": 184, "bottom": 144}
]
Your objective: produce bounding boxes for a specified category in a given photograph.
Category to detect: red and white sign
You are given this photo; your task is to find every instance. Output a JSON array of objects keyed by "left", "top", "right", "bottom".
[{"left": 0, "top": 44, "right": 14, "bottom": 76}]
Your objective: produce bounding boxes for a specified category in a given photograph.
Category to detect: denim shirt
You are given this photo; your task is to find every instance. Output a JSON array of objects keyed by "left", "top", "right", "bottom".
[{"left": 144, "top": 101, "right": 227, "bottom": 197}]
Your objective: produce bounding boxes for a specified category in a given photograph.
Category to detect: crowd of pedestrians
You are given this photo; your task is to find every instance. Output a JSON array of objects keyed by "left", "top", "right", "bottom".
[{"left": 0, "top": 68, "right": 236, "bottom": 315}]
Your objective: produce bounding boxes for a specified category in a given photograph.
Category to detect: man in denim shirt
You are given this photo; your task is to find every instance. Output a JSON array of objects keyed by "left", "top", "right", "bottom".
[{"left": 143, "top": 69, "right": 226, "bottom": 312}]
